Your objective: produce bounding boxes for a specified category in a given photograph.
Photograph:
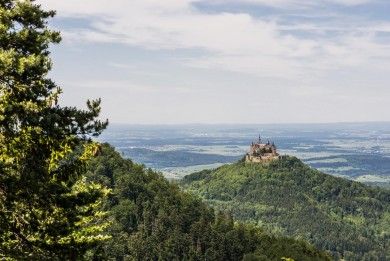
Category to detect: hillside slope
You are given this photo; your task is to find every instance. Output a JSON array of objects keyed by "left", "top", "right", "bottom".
[
  {"left": 84, "top": 145, "right": 330, "bottom": 260},
  {"left": 182, "top": 156, "right": 390, "bottom": 260}
]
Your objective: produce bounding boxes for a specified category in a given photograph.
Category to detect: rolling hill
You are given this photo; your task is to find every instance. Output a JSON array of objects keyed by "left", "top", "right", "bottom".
[{"left": 181, "top": 156, "right": 390, "bottom": 260}]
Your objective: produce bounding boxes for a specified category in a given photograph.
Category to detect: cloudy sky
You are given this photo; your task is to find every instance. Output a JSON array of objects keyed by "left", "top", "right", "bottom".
[{"left": 37, "top": 0, "right": 390, "bottom": 124}]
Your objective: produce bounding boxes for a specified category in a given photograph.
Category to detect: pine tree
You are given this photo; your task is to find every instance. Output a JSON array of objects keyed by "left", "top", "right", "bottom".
[{"left": 0, "top": 0, "right": 109, "bottom": 259}]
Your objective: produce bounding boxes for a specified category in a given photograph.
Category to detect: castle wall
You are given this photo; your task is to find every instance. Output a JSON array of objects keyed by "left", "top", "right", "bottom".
[{"left": 245, "top": 154, "right": 279, "bottom": 163}]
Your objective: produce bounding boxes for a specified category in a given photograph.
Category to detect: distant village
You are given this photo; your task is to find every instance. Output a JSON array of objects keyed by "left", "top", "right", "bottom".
[{"left": 246, "top": 135, "right": 280, "bottom": 163}]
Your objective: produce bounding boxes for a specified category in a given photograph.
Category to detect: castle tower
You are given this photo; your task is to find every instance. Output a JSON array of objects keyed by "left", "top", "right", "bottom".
[
  {"left": 271, "top": 143, "right": 276, "bottom": 155},
  {"left": 246, "top": 136, "right": 279, "bottom": 163}
]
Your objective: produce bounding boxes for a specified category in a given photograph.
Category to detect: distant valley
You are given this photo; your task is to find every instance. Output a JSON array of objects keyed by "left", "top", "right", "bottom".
[{"left": 100, "top": 122, "right": 390, "bottom": 186}]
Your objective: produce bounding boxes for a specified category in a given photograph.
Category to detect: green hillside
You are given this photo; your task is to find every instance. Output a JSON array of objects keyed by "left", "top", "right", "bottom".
[
  {"left": 181, "top": 156, "right": 390, "bottom": 260},
  {"left": 84, "top": 145, "right": 330, "bottom": 260}
]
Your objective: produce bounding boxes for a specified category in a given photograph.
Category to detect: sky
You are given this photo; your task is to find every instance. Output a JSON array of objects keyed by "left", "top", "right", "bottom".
[{"left": 36, "top": 0, "right": 390, "bottom": 124}]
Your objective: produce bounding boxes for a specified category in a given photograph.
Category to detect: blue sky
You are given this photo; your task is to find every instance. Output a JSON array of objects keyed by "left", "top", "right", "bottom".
[{"left": 37, "top": 0, "right": 390, "bottom": 124}]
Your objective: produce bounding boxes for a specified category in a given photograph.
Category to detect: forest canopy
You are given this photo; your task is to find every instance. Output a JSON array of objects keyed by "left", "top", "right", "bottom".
[
  {"left": 182, "top": 156, "right": 390, "bottom": 260},
  {"left": 83, "top": 144, "right": 331, "bottom": 260}
]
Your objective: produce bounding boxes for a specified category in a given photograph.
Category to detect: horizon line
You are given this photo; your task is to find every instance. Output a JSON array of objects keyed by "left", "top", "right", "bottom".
[{"left": 105, "top": 120, "right": 390, "bottom": 126}]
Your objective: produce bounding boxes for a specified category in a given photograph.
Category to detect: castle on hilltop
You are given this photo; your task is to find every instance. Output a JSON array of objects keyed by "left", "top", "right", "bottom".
[{"left": 245, "top": 135, "right": 280, "bottom": 163}]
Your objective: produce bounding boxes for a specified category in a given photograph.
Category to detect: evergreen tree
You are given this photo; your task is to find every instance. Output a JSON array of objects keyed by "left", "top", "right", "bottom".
[{"left": 0, "top": 0, "right": 109, "bottom": 259}]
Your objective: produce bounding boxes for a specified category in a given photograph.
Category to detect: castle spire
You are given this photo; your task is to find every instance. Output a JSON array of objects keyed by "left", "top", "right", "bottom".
[{"left": 246, "top": 136, "right": 280, "bottom": 163}]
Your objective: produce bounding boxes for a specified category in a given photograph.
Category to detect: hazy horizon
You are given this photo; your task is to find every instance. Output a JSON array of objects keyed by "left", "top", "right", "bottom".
[
  {"left": 99, "top": 121, "right": 390, "bottom": 182},
  {"left": 102, "top": 121, "right": 390, "bottom": 130},
  {"left": 106, "top": 120, "right": 390, "bottom": 125}
]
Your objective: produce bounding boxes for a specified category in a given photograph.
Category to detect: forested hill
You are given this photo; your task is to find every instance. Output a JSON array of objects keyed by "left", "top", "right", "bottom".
[
  {"left": 84, "top": 144, "right": 330, "bottom": 260},
  {"left": 181, "top": 156, "right": 390, "bottom": 260}
]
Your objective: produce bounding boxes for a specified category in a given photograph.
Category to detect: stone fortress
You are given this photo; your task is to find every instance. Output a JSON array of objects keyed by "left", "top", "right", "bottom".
[{"left": 245, "top": 135, "right": 280, "bottom": 163}]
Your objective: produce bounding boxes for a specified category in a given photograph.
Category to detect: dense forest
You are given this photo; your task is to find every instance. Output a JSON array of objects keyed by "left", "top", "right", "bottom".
[
  {"left": 182, "top": 156, "right": 390, "bottom": 260},
  {"left": 83, "top": 144, "right": 331, "bottom": 260}
]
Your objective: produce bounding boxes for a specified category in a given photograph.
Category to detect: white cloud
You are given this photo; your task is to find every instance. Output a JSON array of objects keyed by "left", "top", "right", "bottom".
[
  {"left": 37, "top": 1, "right": 299, "bottom": 77},
  {"left": 38, "top": 0, "right": 390, "bottom": 123},
  {"left": 200, "top": 0, "right": 374, "bottom": 8},
  {"left": 326, "top": 0, "right": 374, "bottom": 5}
]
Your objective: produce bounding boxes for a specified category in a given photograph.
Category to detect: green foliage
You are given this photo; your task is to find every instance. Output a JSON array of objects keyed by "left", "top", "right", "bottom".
[
  {"left": 85, "top": 144, "right": 331, "bottom": 260},
  {"left": 182, "top": 156, "right": 390, "bottom": 260},
  {"left": 0, "top": 1, "right": 109, "bottom": 259}
]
